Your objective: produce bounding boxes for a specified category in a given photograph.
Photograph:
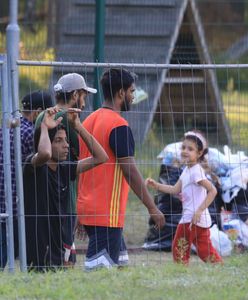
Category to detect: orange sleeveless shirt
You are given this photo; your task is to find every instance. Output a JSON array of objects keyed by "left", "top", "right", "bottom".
[{"left": 77, "top": 108, "right": 130, "bottom": 228}]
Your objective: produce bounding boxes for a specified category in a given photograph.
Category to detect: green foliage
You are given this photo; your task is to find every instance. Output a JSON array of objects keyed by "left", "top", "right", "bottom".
[
  {"left": 0, "top": 31, "right": 6, "bottom": 52},
  {"left": 222, "top": 91, "right": 248, "bottom": 149},
  {"left": 18, "top": 25, "right": 55, "bottom": 98},
  {"left": 216, "top": 54, "right": 248, "bottom": 92},
  {"left": 19, "top": 24, "right": 49, "bottom": 56},
  {"left": 18, "top": 0, "right": 48, "bottom": 17}
]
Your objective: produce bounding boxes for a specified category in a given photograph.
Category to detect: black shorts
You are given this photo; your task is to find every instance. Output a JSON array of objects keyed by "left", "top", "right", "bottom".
[{"left": 84, "top": 225, "right": 123, "bottom": 264}]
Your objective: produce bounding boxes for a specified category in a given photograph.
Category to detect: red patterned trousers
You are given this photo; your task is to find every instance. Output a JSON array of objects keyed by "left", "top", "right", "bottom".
[{"left": 172, "top": 223, "right": 223, "bottom": 264}]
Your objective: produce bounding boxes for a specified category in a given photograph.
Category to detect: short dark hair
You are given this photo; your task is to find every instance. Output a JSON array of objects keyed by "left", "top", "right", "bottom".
[
  {"left": 100, "top": 68, "right": 135, "bottom": 101},
  {"left": 55, "top": 91, "right": 74, "bottom": 104},
  {"left": 22, "top": 91, "right": 53, "bottom": 111},
  {"left": 34, "top": 124, "right": 66, "bottom": 153}
]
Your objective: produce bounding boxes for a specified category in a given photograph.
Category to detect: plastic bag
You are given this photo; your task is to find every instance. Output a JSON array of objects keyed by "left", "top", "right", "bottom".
[
  {"left": 228, "top": 219, "right": 248, "bottom": 247},
  {"left": 210, "top": 224, "right": 233, "bottom": 256}
]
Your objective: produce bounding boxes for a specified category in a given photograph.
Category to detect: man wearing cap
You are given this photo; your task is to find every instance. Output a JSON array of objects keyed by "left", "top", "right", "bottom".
[
  {"left": 77, "top": 68, "right": 165, "bottom": 270},
  {"left": 0, "top": 91, "right": 53, "bottom": 270},
  {"left": 35, "top": 73, "right": 97, "bottom": 266}
]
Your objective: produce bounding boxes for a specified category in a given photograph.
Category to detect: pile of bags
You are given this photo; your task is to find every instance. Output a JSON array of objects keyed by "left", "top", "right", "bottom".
[{"left": 143, "top": 143, "right": 248, "bottom": 256}]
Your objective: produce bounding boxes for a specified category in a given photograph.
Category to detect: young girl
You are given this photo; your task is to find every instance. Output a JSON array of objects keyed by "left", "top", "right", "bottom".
[{"left": 146, "top": 130, "right": 223, "bottom": 264}]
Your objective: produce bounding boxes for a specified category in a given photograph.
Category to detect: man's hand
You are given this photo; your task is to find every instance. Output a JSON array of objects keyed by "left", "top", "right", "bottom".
[
  {"left": 75, "top": 221, "right": 87, "bottom": 241},
  {"left": 42, "top": 106, "right": 62, "bottom": 129},
  {"left": 65, "top": 108, "right": 82, "bottom": 130},
  {"left": 149, "top": 207, "right": 165, "bottom": 229}
]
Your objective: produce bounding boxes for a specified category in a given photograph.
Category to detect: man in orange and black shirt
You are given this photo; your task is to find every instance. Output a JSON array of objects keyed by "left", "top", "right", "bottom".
[{"left": 77, "top": 68, "right": 165, "bottom": 269}]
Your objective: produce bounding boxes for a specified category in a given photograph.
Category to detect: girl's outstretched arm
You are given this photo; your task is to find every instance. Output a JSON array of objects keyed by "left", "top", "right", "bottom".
[{"left": 145, "top": 178, "right": 182, "bottom": 195}]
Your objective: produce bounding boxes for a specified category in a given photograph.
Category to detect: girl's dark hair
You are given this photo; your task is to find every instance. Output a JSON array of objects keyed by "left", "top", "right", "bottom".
[
  {"left": 100, "top": 68, "right": 135, "bottom": 101},
  {"left": 183, "top": 130, "right": 220, "bottom": 186},
  {"left": 183, "top": 130, "right": 208, "bottom": 162},
  {"left": 34, "top": 124, "right": 66, "bottom": 153}
]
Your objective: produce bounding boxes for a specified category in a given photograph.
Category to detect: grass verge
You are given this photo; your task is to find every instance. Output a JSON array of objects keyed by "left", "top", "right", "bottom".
[{"left": 0, "top": 253, "right": 247, "bottom": 300}]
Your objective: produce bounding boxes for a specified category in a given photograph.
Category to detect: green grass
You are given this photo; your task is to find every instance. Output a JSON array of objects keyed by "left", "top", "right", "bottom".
[{"left": 0, "top": 253, "right": 247, "bottom": 300}]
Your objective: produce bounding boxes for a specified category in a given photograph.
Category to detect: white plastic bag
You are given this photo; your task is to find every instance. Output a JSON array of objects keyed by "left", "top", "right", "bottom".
[
  {"left": 229, "top": 219, "right": 248, "bottom": 247},
  {"left": 210, "top": 224, "right": 233, "bottom": 256}
]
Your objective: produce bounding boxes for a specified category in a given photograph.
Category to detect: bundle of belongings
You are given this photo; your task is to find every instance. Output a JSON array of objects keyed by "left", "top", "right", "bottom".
[{"left": 143, "top": 143, "right": 248, "bottom": 256}]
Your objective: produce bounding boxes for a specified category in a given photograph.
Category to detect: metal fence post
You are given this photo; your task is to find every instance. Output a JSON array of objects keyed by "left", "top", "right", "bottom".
[
  {"left": 0, "top": 55, "right": 15, "bottom": 273},
  {"left": 93, "top": 0, "right": 105, "bottom": 110},
  {"left": 6, "top": 0, "right": 27, "bottom": 272}
]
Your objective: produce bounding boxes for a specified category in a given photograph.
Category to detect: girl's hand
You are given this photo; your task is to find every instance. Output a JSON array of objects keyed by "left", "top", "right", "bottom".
[
  {"left": 145, "top": 178, "right": 159, "bottom": 190},
  {"left": 191, "top": 210, "right": 202, "bottom": 225}
]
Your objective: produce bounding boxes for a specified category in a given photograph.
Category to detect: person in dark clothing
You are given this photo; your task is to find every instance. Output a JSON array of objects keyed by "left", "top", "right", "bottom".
[
  {"left": 0, "top": 91, "right": 53, "bottom": 270},
  {"left": 23, "top": 106, "right": 108, "bottom": 271}
]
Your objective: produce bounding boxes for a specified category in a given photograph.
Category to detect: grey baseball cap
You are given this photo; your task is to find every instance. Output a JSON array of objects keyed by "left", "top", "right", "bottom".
[{"left": 54, "top": 73, "right": 97, "bottom": 94}]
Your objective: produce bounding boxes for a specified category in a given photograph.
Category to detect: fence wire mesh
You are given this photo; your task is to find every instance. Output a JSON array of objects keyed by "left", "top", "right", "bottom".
[
  {"left": 1, "top": 59, "right": 248, "bottom": 271},
  {"left": 1, "top": 0, "right": 248, "bottom": 272}
]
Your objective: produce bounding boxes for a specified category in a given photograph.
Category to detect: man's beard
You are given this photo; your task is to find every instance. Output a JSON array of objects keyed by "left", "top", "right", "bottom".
[
  {"left": 72, "top": 97, "right": 84, "bottom": 110},
  {"left": 72, "top": 102, "right": 84, "bottom": 110},
  {"left": 121, "top": 96, "right": 130, "bottom": 112}
]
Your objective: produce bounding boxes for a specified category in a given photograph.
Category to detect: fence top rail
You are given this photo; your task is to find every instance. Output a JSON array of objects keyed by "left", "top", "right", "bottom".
[{"left": 16, "top": 60, "right": 248, "bottom": 69}]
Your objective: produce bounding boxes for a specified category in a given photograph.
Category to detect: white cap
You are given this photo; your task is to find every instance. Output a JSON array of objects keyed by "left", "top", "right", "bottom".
[{"left": 54, "top": 73, "right": 97, "bottom": 94}]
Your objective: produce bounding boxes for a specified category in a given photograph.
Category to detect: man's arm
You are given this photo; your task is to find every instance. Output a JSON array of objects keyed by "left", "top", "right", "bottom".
[
  {"left": 31, "top": 107, "right": 62, "bottom": 167},
  {"left": 31, "top": 122, "right": 52, "bottom": 166},
  {"left": 118, "top": 157, "right": 165, "bottom": 229},
  {"left": 67, "top": 110, "right": 108, "bottom": 174}
]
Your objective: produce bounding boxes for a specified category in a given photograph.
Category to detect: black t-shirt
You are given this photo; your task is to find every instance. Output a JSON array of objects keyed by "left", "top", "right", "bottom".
[
  {"left": 109, "top": 125, "right": 135, "bottom": 158},
  {"left": 23, "top": 156, "right": 77, "bottom": 270}
]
